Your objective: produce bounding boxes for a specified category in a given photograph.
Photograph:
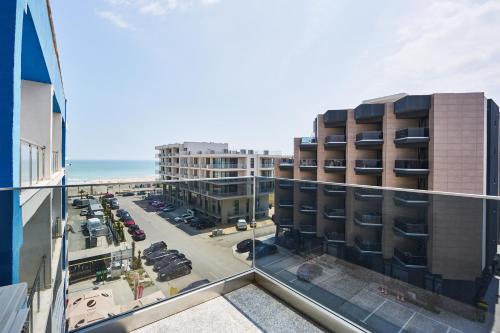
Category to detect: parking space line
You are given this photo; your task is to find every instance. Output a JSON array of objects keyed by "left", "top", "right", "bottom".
[
  {"left": 365, "top": 290, "right": 465, "bottom": 333},
  {"left": 362, "top": 299, "right": 387, "bottom": 323},
  {"left": 397, "top": 311, "right": 417, "bottom": 333}
]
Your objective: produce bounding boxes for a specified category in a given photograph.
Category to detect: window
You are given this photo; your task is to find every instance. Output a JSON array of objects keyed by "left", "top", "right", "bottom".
[{"left": 250, "top": 158, "right": 254, "bottom": 168}]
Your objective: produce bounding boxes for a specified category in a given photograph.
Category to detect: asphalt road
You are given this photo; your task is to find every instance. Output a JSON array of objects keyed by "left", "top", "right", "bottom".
[{"left": 118, "top": 195, "right": 276, "bottom": 294}]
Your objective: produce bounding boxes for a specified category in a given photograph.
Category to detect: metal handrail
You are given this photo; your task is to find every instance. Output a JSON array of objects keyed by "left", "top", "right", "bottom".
[{"left": 24, "top": 255, "right": 46, "bottom": 333}]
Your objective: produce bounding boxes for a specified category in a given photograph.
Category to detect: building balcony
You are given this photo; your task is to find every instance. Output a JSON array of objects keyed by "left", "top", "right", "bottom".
[
  {"left": 354, "top": 188, "right": 383, "bottom": 201},
  {"left": 355, "top": 131, "right": 383, "bottom": 149},
  {"left": 278, "top": 200, "right": 294, "bottom": 208},
  {"left": 278, "top": 217, "right": 294, "bottom": 228},
  {"left": 393, "top": 217, "right": 428, "bottom": 238},
  {"left": 299, "top": 182, "right": 318, "bottom": 192},
  {"left": 278, "top": 158, "right": 294, "bottom": 170},
  {"left": 354, "top": 159, "right": 382, "bottom": 175},
  {"left": 393, "top": 191, "right": 429, "bottom": 207},
  {"left": 324, "top": 135, "right": 347, "bottom": 149},
  {"left": 299, "top": 223, "right": 316, "bottom": 235},
  {"left": 394, "top": 128, "right": 430, "bottom": 148},
  {"left": 323, "top": 185, "right": 346, "bottom": 195},
  {"left": 299, "top": 204, "right": 317, "bottom": 214},
  {"left": 324, "top": 232, "right": 346, "bottom": 244},
  {"left": 394, "top": 248, "right": 427, "bottom": 268},
  {"left": 323, "top": 109, "right": 347, "bottom": 127},
  {"left": 355, "top": 237, "right": 382, "bottom": 254},
  {"left": 323, "top": 159, "right": 346, "bottom": 173},
  {"left": 323, "top": 208, "right": 346, "bottom": 221},
  {"left": 394, "top": 160, "right": 429, "bottom": 176},
  {"left": 299, "top": 137, "right": 318, "bottom": 150},
  {"left": 260, "top": 163, "right": 274, "bottom": 168},
  {"left": 354, "top": 212, "right": 383, "bottom": 228},
  {"left": 299, "top": 159, "right": 317, "bottom": 171},
  {"left": 354, "top": 103, "right": 385, "bottom": 123},
  {"left": 394, "top": 95, "right": 431, "bottom": 119},
  {"left": 278, "top": 180, "right": 294, "bottom": 189}
]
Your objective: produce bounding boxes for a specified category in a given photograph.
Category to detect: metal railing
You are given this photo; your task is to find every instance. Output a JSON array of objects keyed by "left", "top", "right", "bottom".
[
  {"left": 355, "top": 131, "right": 383, "bottom": 141},
  {"left": 20, "top": 139, "right": 46, "bottom": 187},
  {"left": 395, "top": 127, "right": 429, "bottom": 139},
  {"left": 394, "top": 159, "right": 429, "bottom": 169},
  {"left": 24, "top": 256, "right": 46, "bottom": 333},
  {"left": 324, "top": 134, "right": 346, "bottom": 143}
]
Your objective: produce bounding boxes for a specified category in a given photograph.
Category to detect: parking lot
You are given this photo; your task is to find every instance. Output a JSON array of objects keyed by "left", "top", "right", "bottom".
[{"left": 67, "top": 192, "right": 276, "bottom": 305}]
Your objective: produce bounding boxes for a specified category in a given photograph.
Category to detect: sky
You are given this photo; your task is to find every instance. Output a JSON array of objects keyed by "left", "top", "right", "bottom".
[{"left": 50, "top": 0, "right": 500, "bottom": 160}]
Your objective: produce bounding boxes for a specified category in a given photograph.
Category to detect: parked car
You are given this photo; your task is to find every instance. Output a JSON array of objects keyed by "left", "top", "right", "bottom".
[
  {"left": 248, "top": 244, "right": 278, "bottom": 259},
  {"left": 236, "top": 239, "right": 262, "bottom": 253},
  {"left": 153, "top": 252, "right": 185, "bottom": 272},
  {"left": 72, "top": 198, "right": 82, "bottom": 207},
  {"left": 236, "top": 218, "right": 248, "bottom": 231},
  {"left": 123, "top": 219, "right": 136, "bottom": 227},
  {"left": 193, "top": 218, "right": 215, "bottom": 230},
  {"left": 157, "top": 259, "right": 192, "bottom": 281},
  {"left": 116, "top": 209, "right": 127, "bottom": 218},
  {"left": 145, "top": 249, "right": 181, "bottom": 265},
  {"left": 296, "top": 263, "right": 323, "bottom": 282},
  {"left": 122, "top": 192, "right": 135, "bottom": 197},
  {"left": 80, "top": 209, "right": 88, "bottom": 216},
  {"left": 128, "top": 224, "right": 140, "bottom": 234},
  {"left": 132, "top": 229, "right": 146, "bottom": 241},
  {"left": 142, "top": 241, "right": 167, "bottom": 257},
  {"left": 120, "top": 213, "right": 132, "bottom": 222},
  {"left": 103, "top": 193, "right": 114, "bottom": 199},
  {"left": 110, "top": 201, "right": 119, "bottom": 210},
  {"left": 137, "top": 191, "right": 146, "bottom": 195}
]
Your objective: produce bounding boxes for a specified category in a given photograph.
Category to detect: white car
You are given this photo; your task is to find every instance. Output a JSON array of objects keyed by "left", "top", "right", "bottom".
[
  {"left": 174, "top": 213, "right": 192, "bottom": 223},
  {"left": 236, "top": 219, "right": 248, "bottom": 231}
]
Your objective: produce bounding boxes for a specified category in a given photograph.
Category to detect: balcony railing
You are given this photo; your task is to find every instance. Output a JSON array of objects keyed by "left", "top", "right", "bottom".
[
  {"left": 299, "top": 137, "right": 318, "bottom": 150},
  {"left": 207, "top": 163, "right": 246, "bottom": 169},
  {"left": 394, "top": 248, "right": 427, "bottom": 268},
  {"left": 354, "top": 212, "right": 382, "bottom": 227},
  {"left": 299, "top": 223, "right": 316, "bottom": 234},
  {"left": 24, "top": 256, "right": 46, "bottom": 333},
  {"left": 323, "top": 184, "right": 346, "bottom": 195},
  {"left": 354, "top": 159, "right": 383, "bottom": 174},
  {"left": 260, "top": 163, "right": 274, "bottom": 168},
  {"left": 278, "top": 158, "right": 294, "bottom": 169},
  {"left": 393, "top": 217, "right": 428, "bottom": 238},
  {"left": 299, "top": 204, "right": 317, "bottom": 214},
  {"left": 393, "top": 191, "right": 429, "bottom": 206},
  {"left": 278, "top": 180, "right": 294, "bottom": 189},
  {"left": 355, "top": 131, "right": 383, "bottom": 148},
  {"left": 394, "top": 95, "right": 431, "bottom": 118},
  {"left": 323, "top": 109, "right": 347, "bottom": 127},
  {"left": 325, "top": 231, "right": 346, "bottom": 243},
  {"left": 299, "top": 159, "right": 317, "bottom": 170},
  {"left": 394, "top": 127, "right": 430, "bottom": 147},
  {"left": 323, "top": 208, "right": 346, "bottom": 220},
  {"left": 354, "top": 237, "right": 382, "bottom": 254},
  {"left": 354, "top": 103, "right": 384, "bottom": 123},
  {"left": 20, "top": 139, "right": 46, "bottom": 187},
  {"left": 324, "top": 159, "right": 346, "bottom": 172},
  {"left": 324, "top": 135, "right": 347, "bottom": 149},
  {"left": 394, "top": 159, "right": 429, "bottom": 176},
  {"left": 299, "top": 182, "right": 317, "bottom": 191},
  {"left": 354, "top": 188, "right": 383, "bottom": 201}
]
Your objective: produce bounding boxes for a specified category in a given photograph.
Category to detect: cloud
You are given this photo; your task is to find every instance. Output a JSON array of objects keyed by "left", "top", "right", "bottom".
[
  {"left": 376, "top": 0, "right": 500, "bottom": 94},
  {"left": 98, "top": 11, "right": 134, "bottom": 29},
  {"left": 103, "top": 0, "right": 219, "bottom": 17}
]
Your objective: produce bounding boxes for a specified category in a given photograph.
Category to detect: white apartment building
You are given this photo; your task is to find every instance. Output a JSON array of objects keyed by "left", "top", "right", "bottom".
[{"left": 155, "top": 142, "right": 284, "bottom": 223}]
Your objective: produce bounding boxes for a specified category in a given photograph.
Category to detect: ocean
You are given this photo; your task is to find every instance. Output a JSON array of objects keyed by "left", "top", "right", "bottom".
[{"left": 66, "top": 160, "right": 155, "bottom": 182}]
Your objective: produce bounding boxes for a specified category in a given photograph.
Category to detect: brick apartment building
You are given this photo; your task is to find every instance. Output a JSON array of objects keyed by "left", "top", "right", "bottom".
[{"left": 274, "top": 93, "right": 499, "bottom": 304}]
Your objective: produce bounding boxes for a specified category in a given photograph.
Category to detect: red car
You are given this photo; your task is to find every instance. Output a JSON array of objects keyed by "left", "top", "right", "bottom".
[
  {"left": 104, "top": 193, "right": 114, "bottom": 198},
  {"left": 123, "top": 219, "right": 136, "bottom": 227},
  {"left": 132, "top": 230, "right": 146, "bottom": 241}
]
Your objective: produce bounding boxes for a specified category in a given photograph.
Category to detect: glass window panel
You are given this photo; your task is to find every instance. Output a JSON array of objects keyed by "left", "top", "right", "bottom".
[{"left": 20, "top": 142, "right": 31, "bottom": 186}]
